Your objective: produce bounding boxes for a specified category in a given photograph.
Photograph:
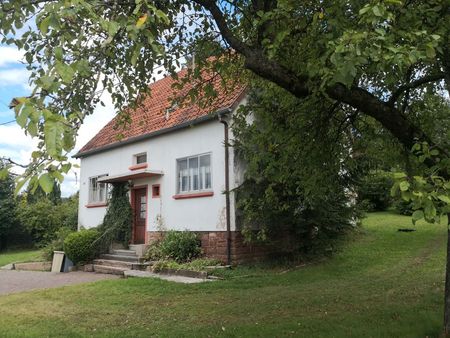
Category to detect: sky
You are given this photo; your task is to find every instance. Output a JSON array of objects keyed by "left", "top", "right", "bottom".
[{"left": 0, "top": 44, "right": 116, "bottom": 197}]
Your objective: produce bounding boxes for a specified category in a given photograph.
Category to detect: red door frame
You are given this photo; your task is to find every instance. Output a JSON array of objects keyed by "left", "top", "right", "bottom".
[{"left": 130, "top": 185, "right": 148, "bottom": 244}]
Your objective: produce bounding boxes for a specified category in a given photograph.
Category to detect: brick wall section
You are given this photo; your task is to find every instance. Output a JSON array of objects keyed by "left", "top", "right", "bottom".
[{"left": 147, "top": 231, "right": 285, "bottom": 264}]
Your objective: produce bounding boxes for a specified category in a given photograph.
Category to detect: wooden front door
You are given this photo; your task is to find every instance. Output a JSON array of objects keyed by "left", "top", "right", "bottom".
[{"left": 133, "top": 188, "right": 147, "bottom": 244}]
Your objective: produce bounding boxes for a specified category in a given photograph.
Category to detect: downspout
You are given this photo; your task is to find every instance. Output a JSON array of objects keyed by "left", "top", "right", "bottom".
[{"left": 219, "top": 111, "right": 232, "bottom": 265}]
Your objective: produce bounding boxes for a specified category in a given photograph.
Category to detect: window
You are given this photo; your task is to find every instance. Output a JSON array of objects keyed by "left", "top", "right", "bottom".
[
  {"left": 152, "top": 184, "right": 160, "bottom": 198},
  {"left": 135, "top": 153, "right": 147, "bottom": 164},
  {"left": 177, "top": 153, "right": 211, "bottom": 193},
  {"left": 139, "top": 195, "right": 147, "bottom": 219},
  {"left": 88, "top": 175, "right": 108, "bottom": 203}
]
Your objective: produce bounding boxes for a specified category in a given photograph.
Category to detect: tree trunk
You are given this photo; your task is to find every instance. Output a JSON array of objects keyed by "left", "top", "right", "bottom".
[{"left": 444, "top": 227, "right": 450, "bottom": 336}]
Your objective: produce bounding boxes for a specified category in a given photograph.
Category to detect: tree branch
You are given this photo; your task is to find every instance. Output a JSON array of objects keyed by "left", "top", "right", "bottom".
[
  {"left": 194, "top": 0, "right": 447, "bottom": 174},
  {"left": 388, "top": 73, "right": 445, "bottom": 106},
  {"left": 194, "top": 0, "right": 310, "bottom": 97}
]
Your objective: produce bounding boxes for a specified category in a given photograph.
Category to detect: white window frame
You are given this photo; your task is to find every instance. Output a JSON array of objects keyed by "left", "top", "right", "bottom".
[
  {"left": 88, "top": 174, "right": 109, "bottom": 203},
  {"left": 176, "top": 153, "right": 212, "bottom": 194}
]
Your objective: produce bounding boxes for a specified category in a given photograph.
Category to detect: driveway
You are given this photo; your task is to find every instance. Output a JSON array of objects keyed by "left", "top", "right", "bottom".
[{"left": 0, "top": 270, "right": 119, "bottom": 295}]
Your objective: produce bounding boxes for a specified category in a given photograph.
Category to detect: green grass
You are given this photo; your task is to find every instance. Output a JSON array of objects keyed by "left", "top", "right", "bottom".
[
  {"left": 0, "top": 212, "right": 447, "bottom": 337},
  {"left": 0, "top": 249, "right": 42, "bottom": 267}
]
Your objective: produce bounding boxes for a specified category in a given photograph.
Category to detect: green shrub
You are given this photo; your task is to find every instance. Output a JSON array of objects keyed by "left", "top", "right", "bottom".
[
  {"left": 357, "top": 172, "right": 393, "bottom": 211},
  {"left": 392, "top": 198, "right": 414, "bottom": 215},
  {"left": 143, "top": 241, "right": 164, "bottom": 261},
  {"left": 42, "top": 227, "right": 75, "bottom": 261},
  {"left": 185, "top": 258, "right": 222, "bottom": 270},
  {"left": 16, "top": 194, "right": 79, "bottom": 246},
  {"left": 159, "top": 231, "right": 201, "bottom": 263},
  {"left": 64, "top": 229, "right": 100, "bottom": 264},
  {"left": 151, "top": 258, "right": 221, "bottom": 272}
]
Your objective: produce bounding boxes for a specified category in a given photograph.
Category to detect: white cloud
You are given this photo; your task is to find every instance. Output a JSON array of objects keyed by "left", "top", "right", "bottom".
[
  {"left": 0, "top": 124, "right": 37, "bottom": 179},
  {"left": 0, "top": 46, "right": 24, "bottom": 67},
  {"left": 0, "top": 123, "right": 37, "bottom": 151},
  {"left": 74, "top": 92, "right": 116, "bottom": 152},
  {"left": 0, "top": 68, "right": 30, "bottom": 88}
]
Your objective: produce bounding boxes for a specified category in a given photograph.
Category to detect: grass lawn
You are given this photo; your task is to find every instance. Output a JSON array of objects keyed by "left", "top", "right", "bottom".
[
  {"left": 0, "top": 249, "right": 42, "bottom": 267},
  {"left": 0, "top": 212, "right": 447, "bottom": 337}
]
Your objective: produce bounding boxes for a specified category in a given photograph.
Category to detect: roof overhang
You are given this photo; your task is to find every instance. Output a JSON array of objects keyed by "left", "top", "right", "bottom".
[
  {"left": 98, "top": 169, "right": 163, "bottom": 183},
  {"left": 74, "top": 107, "right": 234, "bottom": 159}
]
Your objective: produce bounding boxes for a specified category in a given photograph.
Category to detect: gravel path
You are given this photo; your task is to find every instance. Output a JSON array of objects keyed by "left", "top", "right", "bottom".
[{"left": 0, "top": 270, "right": 119, "bottom": 295}]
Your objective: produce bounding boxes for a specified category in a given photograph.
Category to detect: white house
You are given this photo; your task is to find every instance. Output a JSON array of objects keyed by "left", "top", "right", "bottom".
[{"left": 75, "top": 68, "right": 267, "bottom": 263}]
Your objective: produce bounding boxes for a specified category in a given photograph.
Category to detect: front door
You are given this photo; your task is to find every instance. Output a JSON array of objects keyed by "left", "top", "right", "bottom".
[{"left": 133, "top": 188, "right": 147, "bottom": 244}]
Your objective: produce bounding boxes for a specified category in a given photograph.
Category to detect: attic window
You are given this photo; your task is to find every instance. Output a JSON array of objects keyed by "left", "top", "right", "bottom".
[{"left": 135, "top": 153, "right": 147, "bottom": 164}]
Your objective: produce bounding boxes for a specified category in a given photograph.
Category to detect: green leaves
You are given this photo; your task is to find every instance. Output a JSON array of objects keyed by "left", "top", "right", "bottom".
[
  {"left": 55, "top": 62, "right": 75, "bottom": 84},
  {"left": 38, "top": 173, "right": 54, "bottom": 193},
  {"left": 391, "top": 142, "right": 450, "bottom": 226},
  {"left": 399, "top": 181, "right": 410, "bottom": 192}
]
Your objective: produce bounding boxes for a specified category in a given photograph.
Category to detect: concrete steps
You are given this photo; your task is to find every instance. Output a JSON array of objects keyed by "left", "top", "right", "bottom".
[
  {"left": 99, "top": 254, "right": 141, "bottom": 263},
  {"left": 112, "top": 249, "right": 138, "bottom": 256},
  {"left": 93, "top": 259, "right": 135, "bottom": 270},
  {"left": 93, "top": 265, "right": 128, "bottom": 275},
  {"left": 93, "top": 248, "right": 147, "bottom": 275}
]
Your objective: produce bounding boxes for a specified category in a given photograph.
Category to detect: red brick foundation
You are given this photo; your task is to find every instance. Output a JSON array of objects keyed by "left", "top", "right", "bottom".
[{"left": 147, "top": 230, "right": 285, "bottom": 264}]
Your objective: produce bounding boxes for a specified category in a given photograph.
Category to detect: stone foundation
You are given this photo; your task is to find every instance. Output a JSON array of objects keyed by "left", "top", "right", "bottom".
[{"left": 147, "top": 230, "right": 284, "bottom": 264}]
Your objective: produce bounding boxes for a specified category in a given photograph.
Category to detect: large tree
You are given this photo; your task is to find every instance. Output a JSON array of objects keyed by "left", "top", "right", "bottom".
[{"left": 0, "top": 0, "right": 449, "bottom": 332}]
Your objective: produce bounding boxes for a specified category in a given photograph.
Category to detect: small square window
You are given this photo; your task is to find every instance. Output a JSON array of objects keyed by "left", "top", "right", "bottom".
[
  {"left": 152, "top": 184, "right": 160, "bottom": 198},
  {"left": 135, "top": 153, "right": 147, "bottom": 164}
]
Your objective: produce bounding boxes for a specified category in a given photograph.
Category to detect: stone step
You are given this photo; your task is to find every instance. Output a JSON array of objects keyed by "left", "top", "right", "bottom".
[
  {"left": 100, "top": 254, "right": 140, "bottom": 263},
  {"left": 112, "top": 249, "right": 137, "bottom": 257},
  {"left": 93, "top": 259, "right": 135, "bottom": 269},
  {"left": 129, "top": 244, "right": 148, "bottom": 257},
  {"left": 93, "top": 265, "right": 126, "bottom": 276}
]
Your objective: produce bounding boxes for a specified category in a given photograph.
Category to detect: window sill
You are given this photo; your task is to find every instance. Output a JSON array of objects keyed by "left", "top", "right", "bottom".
[
  {"left": 172, "top": 191, "right": 214, "bottom": 200},
  {"left": 129, "top": 163, "right": 148, "bottom": 171},
  {"left": 85, "top": 202, "right": 108, "bottom": 208}
]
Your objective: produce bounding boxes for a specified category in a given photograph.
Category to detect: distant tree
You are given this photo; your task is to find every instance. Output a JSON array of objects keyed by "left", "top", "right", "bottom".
[
  {"left": 26, "top": 181, "right": 61, "bottom": 205},
  {"left": 0, "top": 161, "right": 18, "bottom": 251}
]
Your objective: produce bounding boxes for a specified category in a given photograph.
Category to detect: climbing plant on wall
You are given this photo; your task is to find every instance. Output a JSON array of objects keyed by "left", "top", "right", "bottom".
[{"left": 99, "top": 182, "right": 132, "bottom": 249}]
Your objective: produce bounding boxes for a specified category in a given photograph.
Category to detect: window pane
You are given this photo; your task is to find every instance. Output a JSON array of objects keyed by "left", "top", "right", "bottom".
[
  {"left": 98, "top": 182, "right": 105, "bottom": 201},
  {"left": 136, "top": 153, "right": 147, "bottom": 164},
  {"left": 200, "top": 155, "right": 211, "bottom": 189},
  {"left": 89, "top": 176, "right": 108, "bottom": 203},
  {"left": 178, "top": 159, "right": 188, "bottom": 192},
  {"left": 189, "top": 157, "right": 199, "bottom": 191}
]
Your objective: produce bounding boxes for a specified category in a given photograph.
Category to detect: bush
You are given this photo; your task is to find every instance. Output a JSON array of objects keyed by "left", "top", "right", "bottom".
[
  {"left": 143, "top": 241, "right": 164, "bottom": 261},
  {"left": 151, "top": 231, "right": 201, "bottom": 263},
  {"left": 392, "top": 198, "right": 414, "bottom": 215},
  {"left": 151, "top": 258, "right": 221, "bottom": 272},
  {"left": 64, "top": 229, "right": 100, "bottom": 264},
  {"left": 42, "top": 227, "right": 75, "bottom": 261},
  {"left": 357, "top": 172, "right": 393, "bottom": 211},
  {"left": 16, "top": 194, "right": 79, "bottom": 246}
]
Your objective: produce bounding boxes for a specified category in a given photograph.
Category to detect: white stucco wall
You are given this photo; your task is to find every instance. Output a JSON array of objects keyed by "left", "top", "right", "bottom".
[{"left": 78, "top": 115, "right": 240, "bottom": 233}]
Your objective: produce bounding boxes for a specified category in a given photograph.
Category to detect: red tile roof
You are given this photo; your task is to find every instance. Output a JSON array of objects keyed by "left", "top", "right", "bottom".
[{"left": 76, "top": 68, "right": 245, "bottom": 157}]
